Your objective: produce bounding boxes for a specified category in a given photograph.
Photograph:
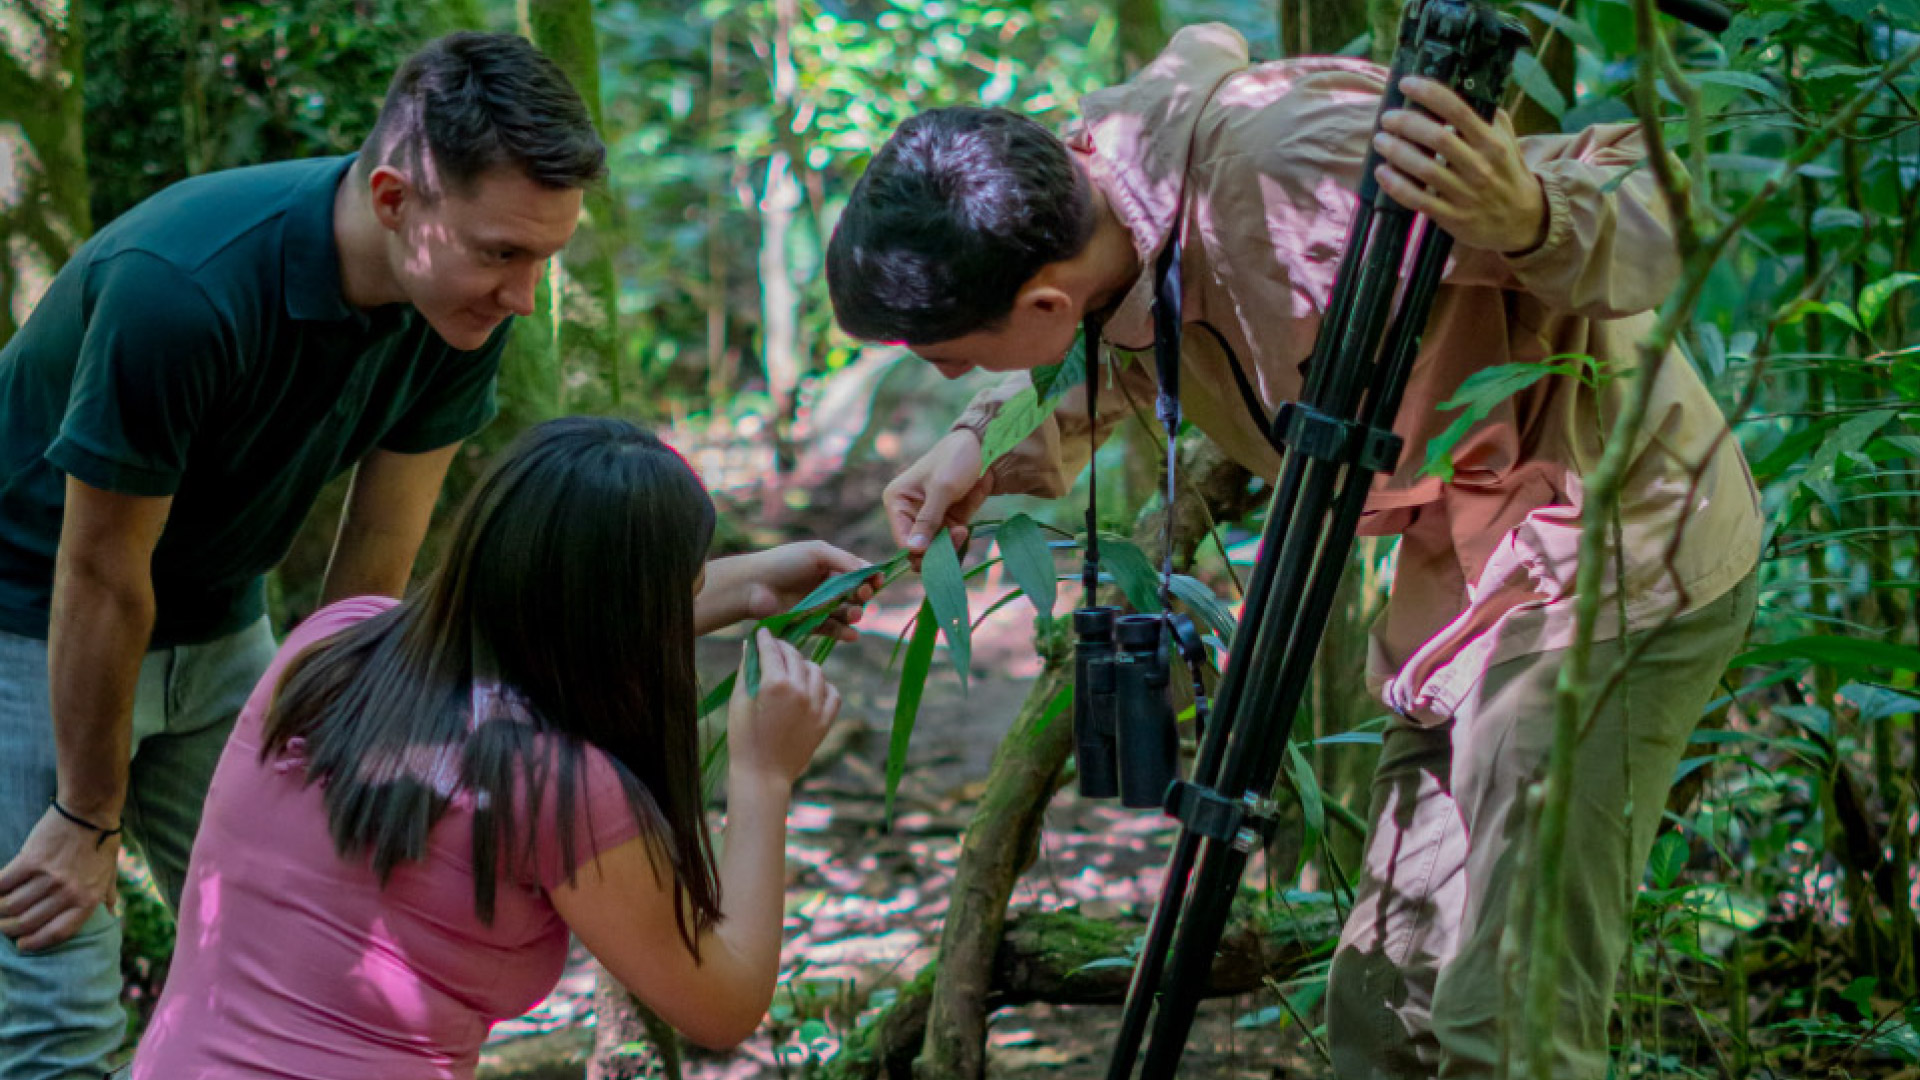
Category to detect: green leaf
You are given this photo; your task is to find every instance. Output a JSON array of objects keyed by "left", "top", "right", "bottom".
[
  {"left": 1649, "top": 831, "right": 1687, "bottom": 890},
  {"left": 1168, "top": 574, "right": 1237, "bottom": 648},
  {"left": 920, "top": 529, "right": 972, "bottom": 691},
  {"left": 1689, "top": 70, "right": 1786, "bottom": 107},
  {"left": 1312, "top": 730, "right": 1385, "bottom": 746},
  {"left": 1035, "top": 683, "right": 1072, "bottom": 737},
  {"left": 1733, "top": 635, "right": 1920, "bottom": 674},
  {"left": 1751, "top": 414, "right": 1844, "bottom": 483},
  {"left": 1422, "top": 361, "right": 1582, "bottom": 481},
  {"left": 1098, "top": 538, "right": 1164, "bottom": 614},
  {"left": 1285, "top": 742, "right": 1325, "bottom": 877},
  {"left": 886, "top": 601, "right": 940, "bottom": 823},
  {"left": 1511, "top": 50, "right": 1566, "bottom": 120},
  {"left": 979, "top": 339, "right": 1088, "bottom": 467},
  {"left": 994, "top": 513, "right": 1058, "bottom": 628},
  {"left": 1811, "top": 207, "right": 1865, "bottom": 236},
  {"left": 1029, "top": 332, "right": 1088, "bottom": 402},
  {"left": 1839, "top": 977, "right": 1878, "bottom": 1012},
  {"left": 745, "top": 634, "right": 763, "bottom": 697},
  {"left": 1797, "top": 409, "right": 1899, "bottom": 516},
  {"left": 1840, "top": 682, "right": 1920, "bottom": 723},
  {"left": 1858, "top": 273, "right": 1920, "bottom": 330},
  {"left": 1517, "top": 2, "right": 1603, "bottom": 54},
  {"left": 1779, "top": 297, "right": 1863, "bottom": 334},
  {"left": 698, "top": 671, "right": 735, "bottom": 718},
  {"left": 787, "top": 553, "right": 905, "bottom": 614}
]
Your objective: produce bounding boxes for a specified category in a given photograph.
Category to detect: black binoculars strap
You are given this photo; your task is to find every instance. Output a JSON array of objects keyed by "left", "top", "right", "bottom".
[{"left": 1190, "top": 320, "right": 1286, "bottom": 457}]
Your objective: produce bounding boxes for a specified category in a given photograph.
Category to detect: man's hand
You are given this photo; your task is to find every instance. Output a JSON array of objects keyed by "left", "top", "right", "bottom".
[
  {"left": 884, "top": 429, "right": 993, "bottom": 567},
  {"left": 0, "top": 806, "right": 120, "bottom": 952},
  {"left": 697, "top": 542, "right": 879, "bottom": 642},
  {"left": 1371, "top": 76, "right": 1550, "bottom": 256}
]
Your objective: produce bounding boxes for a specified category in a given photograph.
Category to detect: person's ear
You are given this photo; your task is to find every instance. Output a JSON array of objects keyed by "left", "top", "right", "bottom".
[
  {"left": 1019, "top": 283, "right": 1078, "bottom": 322},
  {"left": 367, "top": 166, "right": 413, "bottom": 232}
]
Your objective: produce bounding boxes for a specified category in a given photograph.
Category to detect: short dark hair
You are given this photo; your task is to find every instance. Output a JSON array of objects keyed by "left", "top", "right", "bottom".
[
  {"left": 264, "top": 418, "right": 721, "bottom": 955},
  {"left": 360, "top": 31, "right": 606, "bottom": 196},
  {"left": 827, "top": 107, "right": 1096, "bottom": 346}
]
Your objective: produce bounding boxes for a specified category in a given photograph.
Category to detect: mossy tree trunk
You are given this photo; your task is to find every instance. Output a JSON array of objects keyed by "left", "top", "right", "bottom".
[
  {"left": 0, "top": 0, "right": 91, "bottom": 348},
  {"left": 512, "top": 5, "right": 663, "bottom": 1073}
]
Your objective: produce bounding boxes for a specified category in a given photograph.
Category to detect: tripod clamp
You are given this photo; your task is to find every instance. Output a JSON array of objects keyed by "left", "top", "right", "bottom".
[
  {"left": 1165, "top": 782, "right": 1280, "bottom": 854},
  {"left": 1272, "top": 401, "right": 1404, "bottom": 474}
]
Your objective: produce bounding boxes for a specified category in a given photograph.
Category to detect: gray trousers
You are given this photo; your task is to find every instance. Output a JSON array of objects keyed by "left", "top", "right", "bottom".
[
  {"left": 1326, "top": 574, "right": 1757, "bottom": 1079},
  {"left": 0, "top": 619, "right": 277, "bottom": 1080}
]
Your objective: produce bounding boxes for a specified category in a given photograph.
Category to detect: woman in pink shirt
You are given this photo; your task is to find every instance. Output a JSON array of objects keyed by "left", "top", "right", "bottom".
[{"left": 133, "top": 417, "right": 848, "bottom": 1079}]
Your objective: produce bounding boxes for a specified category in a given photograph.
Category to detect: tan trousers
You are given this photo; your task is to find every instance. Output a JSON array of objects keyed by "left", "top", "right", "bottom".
[{"left": 1326, "top": 574, "right": 1757, "bottom": 1079}]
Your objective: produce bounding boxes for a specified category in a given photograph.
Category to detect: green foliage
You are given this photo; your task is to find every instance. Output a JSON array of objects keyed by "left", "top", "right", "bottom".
[
  {"left": 886, "top": 599, "right": 941, "bottom": 821},
  {"left": 593, "top": 0, "right": 1118, "bottom": 408},
  {"left": 83, "top": 0, "right": 432, "bottom": 225},
  {"left": 992, "top": 512, "right": 1059, "bottom": 632}
]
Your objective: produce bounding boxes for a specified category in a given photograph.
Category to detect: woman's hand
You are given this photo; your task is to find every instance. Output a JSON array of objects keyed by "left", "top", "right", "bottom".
[
  {"left": 696, "top": 542, "right": 878, "bottom": 641},
  {"left": 728, "top": 629, "right": 841, "bottom": 785},
  {"left": 1370, "top": 76, "right": 1549, "bottom": 256}
]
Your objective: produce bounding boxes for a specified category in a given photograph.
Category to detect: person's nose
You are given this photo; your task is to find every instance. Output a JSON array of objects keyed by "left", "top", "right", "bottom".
[{"left": 500, "top": 262, "right": 541, "bottom": 318}]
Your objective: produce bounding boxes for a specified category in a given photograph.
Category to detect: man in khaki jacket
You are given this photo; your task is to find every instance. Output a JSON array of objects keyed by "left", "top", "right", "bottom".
[{"left": 828, "top": 23, "right": 1760, "bottom": 1080}]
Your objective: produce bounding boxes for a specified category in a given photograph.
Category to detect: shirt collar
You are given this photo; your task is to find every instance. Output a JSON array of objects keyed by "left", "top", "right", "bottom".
[{"left": 281, "top": 154, "right": 371, "bottom": 325}]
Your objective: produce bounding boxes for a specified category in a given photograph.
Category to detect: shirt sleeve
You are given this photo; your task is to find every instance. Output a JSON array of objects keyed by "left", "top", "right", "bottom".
[
  {"left": 520, "top": 741, "right": 648, "bottom": 891},
  {"left": 377, "top": 320, "right": 508, "bottom": 454},
  {"left": 45, "top": 252, "right": 231, "bottom": 497},
  {"left": 1446, "top": 122, "right": 1682, "bottom": 319}
]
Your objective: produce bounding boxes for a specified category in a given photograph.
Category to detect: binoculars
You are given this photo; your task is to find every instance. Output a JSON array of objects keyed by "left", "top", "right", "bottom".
[{"left": 1072, "top": 606, "right": 1186, "bottom": 809}]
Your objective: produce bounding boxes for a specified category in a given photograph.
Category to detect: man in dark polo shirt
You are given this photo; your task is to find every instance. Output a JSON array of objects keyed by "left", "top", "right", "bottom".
[{"left": 0, "top": 32, "right": 600, "bottom": 1080}]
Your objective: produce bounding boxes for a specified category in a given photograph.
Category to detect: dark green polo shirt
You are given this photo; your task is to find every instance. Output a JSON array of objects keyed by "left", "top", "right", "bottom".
[{"left": 0, "top": 155, "right": 504, "bottom": 647}]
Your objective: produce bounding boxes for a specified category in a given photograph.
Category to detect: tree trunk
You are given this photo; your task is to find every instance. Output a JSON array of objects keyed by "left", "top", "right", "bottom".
[
  {"left": 514, "top": 5, "right": 662, "bottom": 1073},
  {"left": 1279, "top": 0, "right": 1369, "bottom": 59},
  {"left": 758, "top": 0, "right": 802, "bottom": 480},
  {"left": 913, "top": 630, "right": 1075, "bottom": 1080},
  {"left": 759, "top": 147, "right": 800, "bottom": 474},
  {"left": 0, "top": 0, "right": 91, "bottom": 348},
  {"left": 705, "top": 17, "right": 733, "bottom": 405},
  {"left": 522, "top": 0, "right": 624, "bottom": 412}
]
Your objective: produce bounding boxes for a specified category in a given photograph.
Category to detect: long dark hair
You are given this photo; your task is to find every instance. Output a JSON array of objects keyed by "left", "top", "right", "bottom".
[{"left": 263, "top": 417, "right": 721, "bottom": 953}]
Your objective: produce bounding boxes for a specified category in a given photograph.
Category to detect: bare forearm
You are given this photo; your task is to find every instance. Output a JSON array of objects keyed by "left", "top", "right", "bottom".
[
  {"left": 321, "top": 447, "right": 453, "bottom": 604},
  {"left": 709, "top": 769, "right": 795, "bottom": 1012},
  {"left": 693, "top": 554, "right": 757, "bottom": 636},
  {"left": 46, "top": 569, "right": 154, "bottom": 821},
  {"left": 320, "top": 520, "right": 416, "bottom": 603}
]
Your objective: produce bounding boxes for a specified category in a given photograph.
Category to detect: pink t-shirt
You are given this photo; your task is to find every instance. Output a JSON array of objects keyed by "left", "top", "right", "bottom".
[{"left": 133, "top": 597, "right": 644, "bottom": 1080}]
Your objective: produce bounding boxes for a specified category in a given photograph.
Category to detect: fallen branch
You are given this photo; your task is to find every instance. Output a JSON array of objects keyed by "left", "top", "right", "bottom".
[{"left": 834, "top": 902, "right": 1339, "bottom": 1080}]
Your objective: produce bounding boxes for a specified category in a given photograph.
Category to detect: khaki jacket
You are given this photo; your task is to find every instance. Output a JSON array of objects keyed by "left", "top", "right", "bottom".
[{"left": 955, "top": 24, "right": 1760, "bottom": 723}]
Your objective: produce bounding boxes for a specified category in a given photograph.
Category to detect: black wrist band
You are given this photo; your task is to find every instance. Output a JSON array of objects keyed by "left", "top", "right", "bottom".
[{"left": 49, "top": 798, "right": 122, "bottom": 849}]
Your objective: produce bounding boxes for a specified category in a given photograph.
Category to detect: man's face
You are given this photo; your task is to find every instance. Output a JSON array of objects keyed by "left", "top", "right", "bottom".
[
  {"left": 386, "top": 166, "right": 583, "bottom": 351},
  {"left": 909, "top": 296, "right": 1080, "bottom": 381}
]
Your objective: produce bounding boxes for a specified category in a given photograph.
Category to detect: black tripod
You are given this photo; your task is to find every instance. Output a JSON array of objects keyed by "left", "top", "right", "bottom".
[{"left": 1098, "top": 1, "right": 1732, "bottom": 1077}]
